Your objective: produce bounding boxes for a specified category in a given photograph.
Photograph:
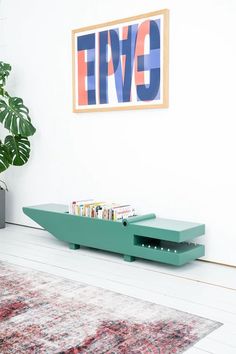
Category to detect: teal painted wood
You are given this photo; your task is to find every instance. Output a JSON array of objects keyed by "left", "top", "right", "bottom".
[
  {"left": 23, "top": 204, "right": 205, "bottom": 266},
  {"left": 122, "top": 214, "right": 156, "bottom": 226},
  {"left": 123, "top": 255, "right": 135, "bottom": 262},
  {"left": 69, "top": 243, "right": 80, "bottom": 250}
]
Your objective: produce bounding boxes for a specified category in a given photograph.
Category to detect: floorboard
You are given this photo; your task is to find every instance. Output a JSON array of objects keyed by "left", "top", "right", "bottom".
[{"left": 0, "top": 224, "right": 236, "bottom": 353}]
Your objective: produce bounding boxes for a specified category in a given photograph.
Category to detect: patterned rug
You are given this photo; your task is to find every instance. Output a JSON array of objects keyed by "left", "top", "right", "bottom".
[{"left": 0, "top": 261, "right": 221, "bottom": 354}]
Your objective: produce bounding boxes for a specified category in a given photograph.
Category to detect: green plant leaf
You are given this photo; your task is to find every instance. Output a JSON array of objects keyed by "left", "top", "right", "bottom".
[
  {"left": 4, "top": 135, "right": 30, "bottom": 166},
  {"left": 0, "top": 97, "right": 36, "bottom": 137},
  {"left": 0, "top": 143, "right": 10, "bottom": 172},
  {"left": 0, "top": 61, "right": 35, "bottom": 174},
  {"left": 0, "top": 62, "right": 11, "bottom": 86}
]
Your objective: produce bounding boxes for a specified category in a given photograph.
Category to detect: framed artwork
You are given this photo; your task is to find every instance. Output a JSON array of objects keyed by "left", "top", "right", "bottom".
[{"left": 72, "top": 9, "right": 169, "bottom": 113}]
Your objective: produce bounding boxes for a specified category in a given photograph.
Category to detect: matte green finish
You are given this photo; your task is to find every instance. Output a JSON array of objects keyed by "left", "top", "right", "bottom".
[
  {"left": 124, "top": 255, "right": 135, "bottom": 262},
  {"left": 123, "top": 213, "right": 156, "bottom": 226},
  {"left": 69, "top": 243, "right": 80, "bottom": 250},
  {"left": 23, "top": 204, "right": 205, "bottom": 266}
]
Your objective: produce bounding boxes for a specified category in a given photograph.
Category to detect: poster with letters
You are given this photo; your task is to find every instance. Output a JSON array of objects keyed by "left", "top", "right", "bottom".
[{"left": 72, "top": 9, "right": 169, "bottom": 112}]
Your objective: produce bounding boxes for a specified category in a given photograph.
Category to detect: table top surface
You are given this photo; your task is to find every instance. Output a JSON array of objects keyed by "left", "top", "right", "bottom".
[{"left": 24, "top": 204, "right": 204, "bottom": 232}]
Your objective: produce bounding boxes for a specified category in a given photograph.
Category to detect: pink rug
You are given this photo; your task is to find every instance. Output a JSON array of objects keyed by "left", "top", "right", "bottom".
[{"left": 0, "top": 261, "right": 221, "bottom": 353}]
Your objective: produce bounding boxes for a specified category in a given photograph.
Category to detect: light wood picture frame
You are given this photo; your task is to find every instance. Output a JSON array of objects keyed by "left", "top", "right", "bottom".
[{"left": 72, "top": 9, "right": 169, "bottom": 113}]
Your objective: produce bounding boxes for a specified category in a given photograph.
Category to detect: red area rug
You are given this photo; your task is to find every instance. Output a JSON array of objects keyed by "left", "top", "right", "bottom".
[{"left": 0, "top": 261, "right": 221, "bottom": 353}]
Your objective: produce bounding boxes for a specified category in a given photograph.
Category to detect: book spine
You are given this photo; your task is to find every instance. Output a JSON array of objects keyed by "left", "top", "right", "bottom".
[{"left": 69, "top": 200, "right": 136, "bottom": 221}]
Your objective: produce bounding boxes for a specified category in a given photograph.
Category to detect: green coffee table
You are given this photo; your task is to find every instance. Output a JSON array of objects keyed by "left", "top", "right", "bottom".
[{"left": 23, "top": 204, "right": 205, "bottom": 266}]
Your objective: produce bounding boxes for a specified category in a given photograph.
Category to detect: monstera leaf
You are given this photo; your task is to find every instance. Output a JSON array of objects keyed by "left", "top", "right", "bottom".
[
  {"left": 0, "top": 143, "right": 10, "bottom": 172},
  {"left": 0, "top": 62, "right": 11, "bottom": 86},
  {"left": 0, "top": 97, "right": 36, "bottom": 137},
  {"left": 4, "top": 135, "right": 30, "bottom": 166},
  {"left": 0, "top": 61, "right": 36, "bottom": 176}
]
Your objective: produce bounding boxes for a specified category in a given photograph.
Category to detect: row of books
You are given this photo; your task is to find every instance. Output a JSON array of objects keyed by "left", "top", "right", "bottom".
[{"left": 69, "top": 199, "right": 136, "bottom": 221}]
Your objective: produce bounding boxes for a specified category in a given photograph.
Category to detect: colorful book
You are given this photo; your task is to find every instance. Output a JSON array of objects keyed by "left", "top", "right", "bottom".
[{"left": 69, "top": 199, "right": 136, "bottom": 221}]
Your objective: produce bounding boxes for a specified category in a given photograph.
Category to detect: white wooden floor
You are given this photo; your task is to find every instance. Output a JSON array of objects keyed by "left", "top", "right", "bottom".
[{"left": 0, "top": 224, "right": 236, "bottom": 354}]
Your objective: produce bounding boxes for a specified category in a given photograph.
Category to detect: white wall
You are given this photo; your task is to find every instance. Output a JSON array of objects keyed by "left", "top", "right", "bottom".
[{"left": 1, "top": 0, "right": 236, "bottom": 266}]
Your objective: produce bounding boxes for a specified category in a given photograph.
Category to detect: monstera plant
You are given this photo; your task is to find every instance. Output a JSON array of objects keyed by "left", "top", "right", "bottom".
[
  {"left": 0, "top": 61, "right": 36, "bottom": 175},
  {"left": 0, "top": 61, "right": 36, "bottom": 228}
]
